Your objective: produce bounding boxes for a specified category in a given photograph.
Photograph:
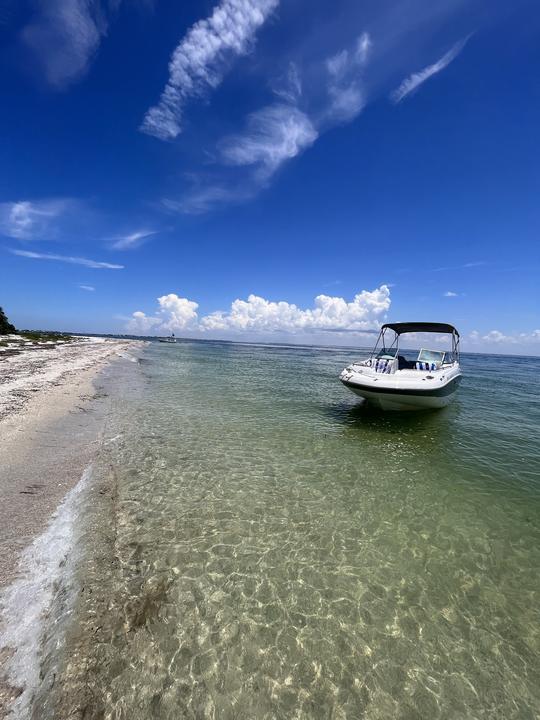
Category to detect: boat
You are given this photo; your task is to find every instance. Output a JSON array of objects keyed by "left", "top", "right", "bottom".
[
  {"left": 339, "top": 322, "right": 462, "bottom": 411},
  {"left": 158, "top": 333, "right": 177, "bottom": 343}
]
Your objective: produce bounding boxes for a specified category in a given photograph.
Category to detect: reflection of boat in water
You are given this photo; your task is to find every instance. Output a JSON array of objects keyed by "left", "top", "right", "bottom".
[
  {"left": 340, "top": 322, "right": 462, "bottom": 411},
  {"left": 158, "top": 333, "right": 176, "bottom": 344}
]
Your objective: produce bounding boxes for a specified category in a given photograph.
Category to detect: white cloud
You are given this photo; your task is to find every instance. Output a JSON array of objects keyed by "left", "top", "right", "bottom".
[
  {"left": 110, "top": 229, "right": 158, "bottom": 250},
  {"left": 444, "top": 291, "right": 458, "bottom": 297},
  {"left": 391, "top": 36, "right": 469, "bottom": 103},
  {"left": 0, "top": 199, "right": 70, "bottom": 240},
  {"left": 482, "top": 330, "right": 512, "bottom": 343},
  {"left": 79, "top": 284, "right": 95, "bottom": 291},
  {"left": 175, "top": 32, "right": 371, "bottom": 213},
  {"left": 127, "top": 285, "right": 390, "bottom": 336},
  {"left": 324, "top": 32, "right": 371, "bottom": 123},
  {"left": 468, "top": 329, "right": 540, "bottom": 347},
  {"left": 21, "top": 0, "right": 106, "bottom": 89},
  {"left": 10, "top": 249, "right": 123, "bottom": 269},
  {"left": 127, "top": 293, "right": 199, "bottom": 334},
  {"left": 165, "top": 184, "right": 254, "bottom": 215},
  {"left": 272, "top": 62, "right": 302, "bottom": 103},
  {"left": 127, "top": 311, "right": 162, "bottom": 334},
  {"left": 201, "top": 285, "right": 390, "bottom": 333},
  {"left": 219, "top": 104, "right": 318, "bottom": 179},
  {"left": 141, "top": 0, "right": 279, "bottom": 140}
]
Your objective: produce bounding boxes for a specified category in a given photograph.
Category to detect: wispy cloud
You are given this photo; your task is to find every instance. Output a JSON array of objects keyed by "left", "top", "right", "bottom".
[
  {"left": 10, "top": 249, "right": 123, "bottom": 269},
  {"left": 165, "top": 184, "right": 254, "bottom": 215},
  {"left": 141, "top": 0, "right": 279, "bottom": 141},
  {"left": 175, "top": 32, "right": 371, "bottom": 213},
  {"left": 219, "top": 104, "right": 318, "bottom": 179},
  {"left": 79, "top": 284, "right": 95, "bottom": 291},
  {"left": 444, "top": 291, "right": 458, "bottom": 297},
  {"left": 391, "top": 36, "right": 469, "bottom": 103},
  {"left": 324, "top": 32, "right": 371, "bottom": 124},
  {"left": 110, "top": 229, "right": 158, "bottom": 250},
  {"left": 0, "top": 199, "right": 72, "bottom": 240},
  {"left": 272, "top": 62, "right": 302, "bottom": 104},
  {"left": 156, "top": 4, "right": 477, "bottom": 215},
  {"left": 21, "top": 0, "right": 107, "bottom": 89},
  {"left": 433, "top": 260, "right": 485, "bottom": 272}
]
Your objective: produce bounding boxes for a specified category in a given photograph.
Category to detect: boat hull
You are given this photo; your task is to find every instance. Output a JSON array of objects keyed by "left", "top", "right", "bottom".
[{"left": 340, "top": 375, "right": 461, "bottom": 411}]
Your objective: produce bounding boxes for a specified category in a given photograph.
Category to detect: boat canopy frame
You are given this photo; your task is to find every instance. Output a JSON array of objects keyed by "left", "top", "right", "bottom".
[{"left": 369, "top": 322, "right": 460, "bottom": 363}]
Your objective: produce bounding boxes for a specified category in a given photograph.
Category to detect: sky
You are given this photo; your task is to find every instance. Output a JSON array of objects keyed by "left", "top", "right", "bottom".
[{"left": 0, "top": 0, "right": 539, "bottom": 354}]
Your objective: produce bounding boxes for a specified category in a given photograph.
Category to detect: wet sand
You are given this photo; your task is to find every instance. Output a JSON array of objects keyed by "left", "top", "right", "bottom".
[
  {"left": 0, "top": 337, "right": 144, "bottom": 718},
  {"left": 0, "top": 337, "right": 142, "bottom": 589}
]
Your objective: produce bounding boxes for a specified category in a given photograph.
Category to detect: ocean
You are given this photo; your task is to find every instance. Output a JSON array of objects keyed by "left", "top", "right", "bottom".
[{"left": 22, "top": 341, "right": 540, "bottom": 718}]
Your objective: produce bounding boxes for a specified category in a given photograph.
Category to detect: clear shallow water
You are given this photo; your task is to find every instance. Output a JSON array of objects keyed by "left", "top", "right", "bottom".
[{"left": 38, "top": 342, "right": 540, "bottom": 719}]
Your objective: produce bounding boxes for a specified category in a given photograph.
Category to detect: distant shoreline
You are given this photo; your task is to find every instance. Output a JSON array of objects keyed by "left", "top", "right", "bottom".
[{"left": 56, "top": 331, "right": 540, "bottom": 359}]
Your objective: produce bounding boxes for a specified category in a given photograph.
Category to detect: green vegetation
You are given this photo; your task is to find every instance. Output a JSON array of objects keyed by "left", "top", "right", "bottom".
[
  {"left": 0, "top": 307, "right": 16, "bottom": 335},
  {"left": 19, "top": 331, "right": 75, "bottom": 343}
]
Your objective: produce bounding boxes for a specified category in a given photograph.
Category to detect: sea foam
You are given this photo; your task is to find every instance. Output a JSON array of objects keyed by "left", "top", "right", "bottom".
[{"left": 0, "top": 466, "right": 92, "bottom": 719}]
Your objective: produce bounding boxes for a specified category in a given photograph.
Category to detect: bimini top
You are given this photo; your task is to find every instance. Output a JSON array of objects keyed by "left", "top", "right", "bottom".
[{"left": 381, "top": 322, "right": 459, "bottom": 337}]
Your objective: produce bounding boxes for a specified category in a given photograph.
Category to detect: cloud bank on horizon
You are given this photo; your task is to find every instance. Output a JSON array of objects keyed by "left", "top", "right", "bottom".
[
  {"left": 125, "top": 288, "right": 540, "bottom": 351},
  {"left": 128, "top": 285, "right": 391, "bottom": 335}
]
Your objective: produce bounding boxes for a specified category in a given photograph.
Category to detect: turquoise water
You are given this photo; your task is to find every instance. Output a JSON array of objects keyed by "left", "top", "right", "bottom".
[{"left": 38, "top": 342, "right": 540, "bottom": 719}]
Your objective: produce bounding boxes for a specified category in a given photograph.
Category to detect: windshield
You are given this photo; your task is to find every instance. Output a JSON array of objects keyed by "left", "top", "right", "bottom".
[
  {"left": 417, "top": 348, "right": 446, "bottom": 364},
  {"left": 376, "top": 347, "right": 398, "bottom": 359}
]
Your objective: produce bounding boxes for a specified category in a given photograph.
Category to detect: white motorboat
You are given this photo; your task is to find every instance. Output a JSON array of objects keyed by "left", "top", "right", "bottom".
[
  {"left": 340, "top": 322, "right": 462, "bottom": 411},
  {"left": 158, "top": 333, "right": 177, "bottom": 343}
]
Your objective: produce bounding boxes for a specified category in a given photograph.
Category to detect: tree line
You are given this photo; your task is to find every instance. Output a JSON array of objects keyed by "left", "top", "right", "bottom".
[{"left": 0, "top": 307, "right": 16, "bottom": 334}]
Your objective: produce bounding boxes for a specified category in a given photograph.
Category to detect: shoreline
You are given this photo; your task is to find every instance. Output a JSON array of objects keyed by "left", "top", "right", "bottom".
[
  {"left": 0, "top": 337, "right": 144, "bottom": 718},
  {"left": 0, "top": 336, "right": 143, "bottom": 588}
]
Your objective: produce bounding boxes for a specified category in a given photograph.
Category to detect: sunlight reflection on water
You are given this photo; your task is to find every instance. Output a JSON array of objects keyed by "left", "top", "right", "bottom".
[{"left": 36, "top": 342, "right": 540, "bottom": 719}]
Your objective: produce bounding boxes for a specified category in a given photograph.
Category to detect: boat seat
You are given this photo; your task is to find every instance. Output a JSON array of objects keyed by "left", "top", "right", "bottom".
[
  {"left": 374, "top": 358, "right": 393, "bottom": 373},
  {"left": 397, "top": 355, "right": 416, "bottom": 370},
  {"left": 415, "top": 361, "right": 440, "bottom": 371}
]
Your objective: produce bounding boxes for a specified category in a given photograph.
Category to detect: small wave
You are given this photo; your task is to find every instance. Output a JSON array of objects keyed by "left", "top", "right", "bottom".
[{"left": 0, "top": 467, "right": 92, "bottom": 719}]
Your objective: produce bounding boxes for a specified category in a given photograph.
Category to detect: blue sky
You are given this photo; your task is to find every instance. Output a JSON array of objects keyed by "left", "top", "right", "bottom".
[{"left": 0, "top": 0, "right": 539, "bottom": 354}]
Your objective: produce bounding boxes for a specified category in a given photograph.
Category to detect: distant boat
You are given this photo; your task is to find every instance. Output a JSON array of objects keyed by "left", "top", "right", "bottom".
[
  {"left": 158, "top": 333, "right": 177, "bottom": 344},
  {"left": 339, "top": 322, "right": 462, "bottom": 411}
]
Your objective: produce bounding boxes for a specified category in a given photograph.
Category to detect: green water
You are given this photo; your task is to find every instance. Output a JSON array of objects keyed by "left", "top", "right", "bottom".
[{"left": 40, "top": 342, "right": 540, "bottom": 719}]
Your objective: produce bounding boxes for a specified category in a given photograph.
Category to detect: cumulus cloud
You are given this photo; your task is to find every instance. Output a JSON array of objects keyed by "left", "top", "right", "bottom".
[
  {"left": 0, "top": 199, "right": 71, "bottom": 240},
  {"left": 219, "top": 104, "right": 318, "bottom": 179},
  {"left": 9, "top": 249, "right": 123, "bottom": 269},
  {"left": 21, "top": 0, "right": 107, "bottom": 89},
  {"left": 391, "top": 36, "right": 469, "bottom": 103},
  {"left": 201, "top": 286, "right": 390, "bottom": 333},
  {"left": 444, "top": 291, "right": 458, "bottom": 297},
  {"left": 127, "top": 294, "right": 199, "bottom": 334},
  {"left": 141, "top": 0, "right": 279, "bottom": 140},
  {"left": 110, "top": 229, "right": 158, "bottom": 250},
  {"left": 127, "top": 285, "right": 391, "bottom": 336}
]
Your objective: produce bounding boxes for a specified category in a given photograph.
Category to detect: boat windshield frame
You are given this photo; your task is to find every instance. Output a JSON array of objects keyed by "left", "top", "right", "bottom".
[{"left": 369, "top": 324, "right": 460, "bottom": 363}]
